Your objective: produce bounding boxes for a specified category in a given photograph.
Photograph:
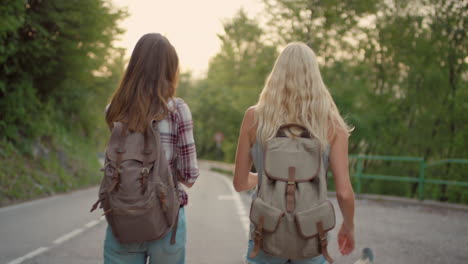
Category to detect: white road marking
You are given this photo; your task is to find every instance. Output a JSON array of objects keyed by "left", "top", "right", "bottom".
[
  {"left": 84, "top": 219, "right": 100, "bottom": 228},
  {"left": 53, "top": 228, "right": 84, "bottom": 244},
  {"left": 6, "top": 170, "right": 249, "bottom": 263},
  {"left": 216, "top": 174, "right": 250, "bottom": 237},
  {"left": 237, "top": 209, "right": 247, "bottom": 217},
  {"left": 6, "top": 247, "right": 49, "bottom": 264},
  {"left": 6, "top": 217, "right": 105, "bottom": 264},
  {"left": 241, "top": 218, "right": 250, "bottom": 224},
  {"left": 0, "top": 197, "right": 58, "bottom": 213}
]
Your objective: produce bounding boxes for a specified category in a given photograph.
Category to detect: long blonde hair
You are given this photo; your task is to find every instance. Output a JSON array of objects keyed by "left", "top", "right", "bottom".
[{"left": 256, "top": 42, "right": 352, "bottom": 147}]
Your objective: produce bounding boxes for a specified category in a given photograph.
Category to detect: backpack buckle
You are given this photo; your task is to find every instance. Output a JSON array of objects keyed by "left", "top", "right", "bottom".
[
  {"left": 116, "top": 147, "right": 126, "bottom": 153},
  {"left": 141, "top": 167, "right": 150, "bottom": 175},
  {"left": 287, "top": 181, "right": 295, "bottom": 185},
  {"left": 142, "top": 149, "right": 152, "bottom": 155}
]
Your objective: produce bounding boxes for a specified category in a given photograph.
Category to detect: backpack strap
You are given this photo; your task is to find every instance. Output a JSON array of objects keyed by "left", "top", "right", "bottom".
[
  {"left": 140, "top": 126, "right": 152, "bottom": 194},
  {"left": 249, "top": 215, "right": 264, "bottom": 258},
  {"left": 90, "top": 197, "right": 102, "bottom": 212},
  {"left": 276, "top": 123, "right": 312, "bottom": 138},
  {"left": 148, "top": 121, "right": 168, "bottom": 211},
  {"left": 170, "top": 207, "right": 180, "bottom": 244},
  {"left": 109, "top": 122, "right": 127, "bottom": 192},
  {"left": 286, "top": 166, "right": 296, "bottom": 213},
  {"left": 317, "top": 221, "right": 334, "bottom": 263},
  {"left": 148, "top": 114, "right": 181, "bottom": 245}
]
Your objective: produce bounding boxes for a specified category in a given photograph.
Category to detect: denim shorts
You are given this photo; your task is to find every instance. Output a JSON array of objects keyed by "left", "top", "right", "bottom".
[
  {"left": 245, "top": 240, "right": 327, "bottom": 264},
  {"left": 103, "top": 207, "right": 186, "bottom": 264}
]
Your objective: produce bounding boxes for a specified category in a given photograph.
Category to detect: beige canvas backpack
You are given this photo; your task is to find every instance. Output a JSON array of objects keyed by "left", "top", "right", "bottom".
[
  {"left": 249, "top": 124, "right": 335, "bottom": 263},
  {"left": 90, "top": 120, "right": 180, "bottom": 244}
]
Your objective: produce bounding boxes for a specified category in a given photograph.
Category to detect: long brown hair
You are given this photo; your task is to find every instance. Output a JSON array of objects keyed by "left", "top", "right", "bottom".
[{"left": 106, "top": 33, "right": 179, "bottom": 132}]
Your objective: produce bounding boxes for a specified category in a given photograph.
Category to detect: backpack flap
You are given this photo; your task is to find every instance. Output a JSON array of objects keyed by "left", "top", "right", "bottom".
[
  {"left": 250, "top": 198, "right": 284, "bottom": 232},
  {"left": 264, "top": 138, "right": 321, "bottom": 182},
  {"left": 295, "top": 200, "right": 335, "bottom": 238},
  {"left": 107, "top": 129, "right": 158, "bottom": 163}
]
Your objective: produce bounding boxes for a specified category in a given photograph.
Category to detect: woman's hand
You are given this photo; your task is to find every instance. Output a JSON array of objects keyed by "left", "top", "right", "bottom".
[{"left": 338, "top": 222, "right": 355, "bottom": 255}]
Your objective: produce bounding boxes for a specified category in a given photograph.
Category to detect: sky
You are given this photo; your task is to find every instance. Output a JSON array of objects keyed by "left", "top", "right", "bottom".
[{"left": 111, "top": 0, "right": 264, "bottom": 78}]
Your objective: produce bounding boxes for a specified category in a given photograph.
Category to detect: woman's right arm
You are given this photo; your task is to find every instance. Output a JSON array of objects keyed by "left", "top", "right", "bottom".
[
  {"left": 233, "top": 107, "right": 258, "bottom": 192},
  {"left": 329, "top": 127, "right": 355, "bottom": 255}
]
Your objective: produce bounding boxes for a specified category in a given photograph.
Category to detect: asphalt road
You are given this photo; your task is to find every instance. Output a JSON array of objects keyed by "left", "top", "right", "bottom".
[{"left": 1, "top": 162, "right": 467, "bottom": 264}]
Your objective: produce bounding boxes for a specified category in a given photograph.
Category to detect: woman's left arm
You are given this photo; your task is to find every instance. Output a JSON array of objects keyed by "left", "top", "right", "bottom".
[
  {"left": 233, "top": 107, "right": 258, "bottom": 192},
  {"left": 176, "top": 100, "right": 199, "bottom": 188}
]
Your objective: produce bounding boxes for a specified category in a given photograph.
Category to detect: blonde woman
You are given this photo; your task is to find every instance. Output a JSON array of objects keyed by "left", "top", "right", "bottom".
[{"left": 233, "top": 42, "right": 355, "bottom": 264}]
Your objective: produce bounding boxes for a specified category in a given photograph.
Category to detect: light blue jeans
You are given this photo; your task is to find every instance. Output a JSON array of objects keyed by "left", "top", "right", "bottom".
[
  {"left": 104, "top": 208, "right": 186, "bottom": 264},
  {"left": 246, "top": 240, "right": 327, "bottom": 264}
]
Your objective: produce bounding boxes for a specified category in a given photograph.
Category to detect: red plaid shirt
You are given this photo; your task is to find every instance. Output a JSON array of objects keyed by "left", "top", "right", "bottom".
[{"left": 157, "top": 98, "right": 199, "bottom": 206}]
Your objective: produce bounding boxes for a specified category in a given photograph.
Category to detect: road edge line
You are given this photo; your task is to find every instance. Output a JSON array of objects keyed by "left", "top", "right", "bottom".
[
  {"left": 6, "top": 247, "right": 49, "bottom": 264},
  {"left": 6, "top": 217, "right": 105, "bottom": 264},
  {"left": 52, "top": 228, "right": 84, "bottom": 244},
  {"left": 214, "top": 172, "right": 250, "bottom": 238}
]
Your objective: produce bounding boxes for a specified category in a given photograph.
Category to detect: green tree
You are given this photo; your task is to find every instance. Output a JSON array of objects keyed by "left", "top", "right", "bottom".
[
  {"left": 0, "top": 0, "right": 127, "bottom": 143},
  {"left": 0, "top": 0, "right": 127, "bottom": 204},
  {"left": 261, "top": 0, "right": 468, "bottom": 202},
  {"left": 186, "top": 9, "right": 277, "bottom": 162}
]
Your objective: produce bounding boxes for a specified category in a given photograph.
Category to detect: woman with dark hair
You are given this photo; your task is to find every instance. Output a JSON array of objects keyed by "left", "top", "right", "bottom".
[{"left": 104, "top": 33, "right": 199, "bottom": 264}]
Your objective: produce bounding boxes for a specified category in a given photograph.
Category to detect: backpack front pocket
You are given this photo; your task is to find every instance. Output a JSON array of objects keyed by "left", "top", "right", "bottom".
[
  {"left": 295, "top": 200, "right": 335, "bottom": 257},
  {"left": 249, "top": 197, "right": 285, "bottom": 256},
  {"left": 250, "top": 198, "right": 284, "bottom": 231},
  {"left": 109, "top": 191, "right": 170, "bottom": 243}
]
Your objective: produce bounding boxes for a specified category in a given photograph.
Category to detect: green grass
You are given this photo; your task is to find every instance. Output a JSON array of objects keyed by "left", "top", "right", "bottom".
[
  {"left": 210, "top": 167, "right": 233, "bottom": 177},
  {"left": 0, "top": 131, "right": 102, "bottom": 207}
]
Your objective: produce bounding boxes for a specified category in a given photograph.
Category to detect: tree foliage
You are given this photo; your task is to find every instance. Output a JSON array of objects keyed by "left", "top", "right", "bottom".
[
  {"left": 0, "top": 0, "right": 127, "bottom": 203},
  {"left": 181, "top": 10, "right": 277, "bottom": 161},
  {"left": 0, "top": 0, "right": 127, "bottom": 143},
  {"left": 183, "top": 1, "right": 467, "bottom": 203},
  {"left": 2, "top": 0, "right": 466, "bottom": 203}
]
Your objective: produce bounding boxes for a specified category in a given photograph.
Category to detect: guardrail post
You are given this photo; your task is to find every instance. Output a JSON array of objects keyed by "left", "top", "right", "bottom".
[
  {"left": 418, "top": 159, "right": 426, "bottom": 200},
  {"left": 356, "top": 155, "right": 363, "bottom": 194}
]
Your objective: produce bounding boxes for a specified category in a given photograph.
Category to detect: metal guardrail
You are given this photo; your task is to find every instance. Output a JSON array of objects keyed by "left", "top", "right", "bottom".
[{"left": 349, "top": 155, "right": 468, "bottom": 200}]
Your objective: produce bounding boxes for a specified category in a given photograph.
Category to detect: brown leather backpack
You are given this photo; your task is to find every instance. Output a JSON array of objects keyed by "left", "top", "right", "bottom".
[
  {"left": 91, "top": 120, "right": 180, "bottom": 244},
  {"left": 249, "top": 124, "right": 335, "bottom": 263}
]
